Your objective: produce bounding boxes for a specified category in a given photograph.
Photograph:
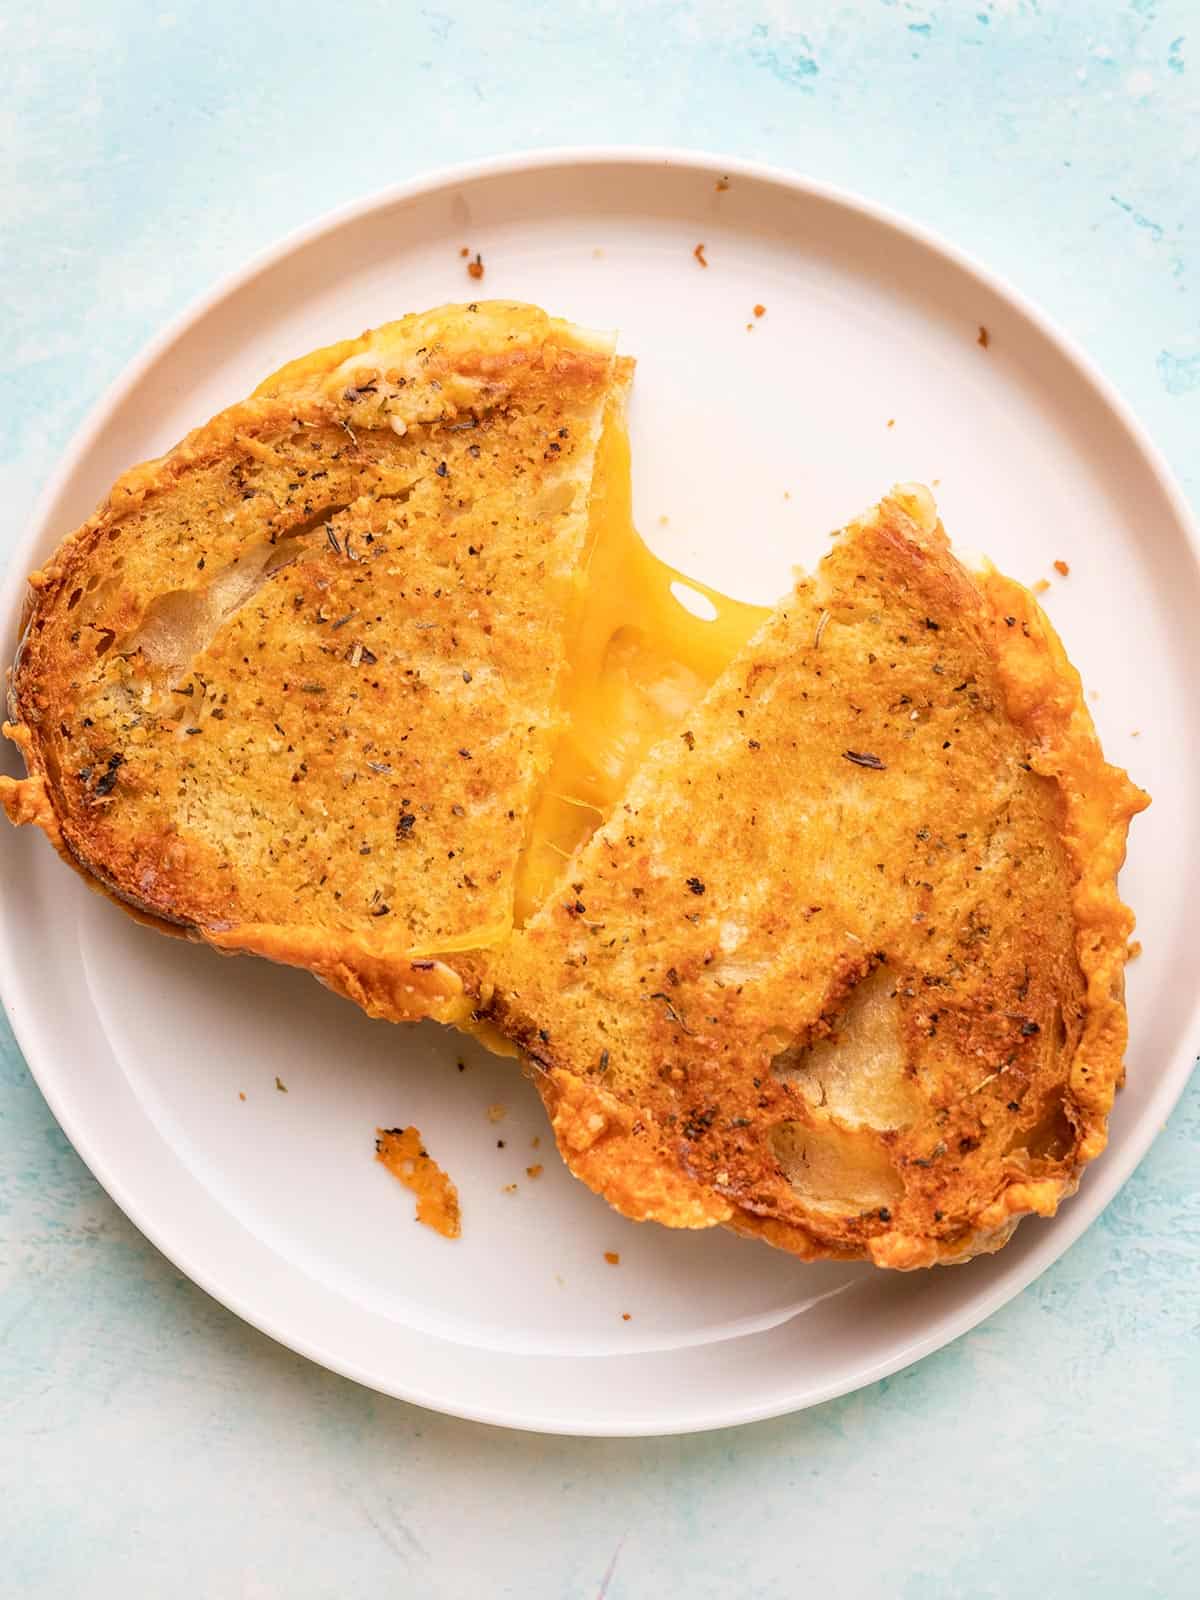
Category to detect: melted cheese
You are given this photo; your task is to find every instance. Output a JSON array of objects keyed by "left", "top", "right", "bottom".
[{"left": 513, "top": 404, "right": 771, "bottom": 922}]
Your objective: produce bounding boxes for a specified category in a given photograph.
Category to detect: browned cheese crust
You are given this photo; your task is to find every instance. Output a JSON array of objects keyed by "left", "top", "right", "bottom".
[
  {"left": 2, "top": 303, "right": 621, "bottom": 1021},
  {"left": 486, "top": 488, "right": 1149, "bottom": 1267}
]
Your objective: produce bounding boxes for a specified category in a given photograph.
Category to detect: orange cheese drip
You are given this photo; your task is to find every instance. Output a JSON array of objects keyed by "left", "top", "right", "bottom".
[{"left": 513, "top": 403, "right": 771, "bottom": 921}]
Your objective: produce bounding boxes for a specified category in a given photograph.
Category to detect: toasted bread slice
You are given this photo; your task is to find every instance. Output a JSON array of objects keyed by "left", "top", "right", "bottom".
[
  {"left": 2, "top": 303, "right": 626, "bottom": 1022},
  {"left": 485, "top": 487, "right": 1149, "bottom": 1268}
]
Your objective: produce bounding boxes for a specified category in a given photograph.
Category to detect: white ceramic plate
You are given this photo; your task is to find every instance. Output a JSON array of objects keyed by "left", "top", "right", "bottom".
[{"left": 3, "top": 150, "right": 1198, "bottom": 1437}]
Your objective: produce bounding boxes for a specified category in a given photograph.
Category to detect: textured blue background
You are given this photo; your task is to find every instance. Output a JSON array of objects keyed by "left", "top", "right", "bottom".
[{"left": 2, "top": 2, "right": 1198, "bottom": 1594}]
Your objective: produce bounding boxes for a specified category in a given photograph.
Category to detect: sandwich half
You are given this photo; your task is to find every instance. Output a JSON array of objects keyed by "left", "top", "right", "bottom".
[
  {"left": 2, "top": 303, "right": 629, "bottom": 1022},
  {"left": 484, "top": 487, "right": 1149, "bottom": 1267}
]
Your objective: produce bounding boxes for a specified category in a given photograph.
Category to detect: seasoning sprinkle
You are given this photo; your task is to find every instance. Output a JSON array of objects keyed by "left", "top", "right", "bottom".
[
  {"left": 843, "top": 750, "right": 886, "bottom": 770},
  {"left": 647, "top": 992, "right": 692, "bottom": 1033}
]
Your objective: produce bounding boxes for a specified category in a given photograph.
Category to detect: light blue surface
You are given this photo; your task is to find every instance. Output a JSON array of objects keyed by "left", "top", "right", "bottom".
[{"left": 2, "top": 2, "right": 1198, "bottom": 1593}]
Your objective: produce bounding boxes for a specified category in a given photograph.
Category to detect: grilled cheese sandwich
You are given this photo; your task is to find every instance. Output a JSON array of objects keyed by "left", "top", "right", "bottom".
[{"left": 486, "top": 488, "right": 1148, "bottom": 1267}]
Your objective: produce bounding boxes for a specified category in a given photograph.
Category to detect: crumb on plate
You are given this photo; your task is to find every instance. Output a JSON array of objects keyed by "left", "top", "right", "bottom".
[
  {"left": 1054, "top": 559, "right": 1070, "bottom": 576},
  {"left": 978, "top": 324, "right": 990, "bottom": 348},
  {"left": 486, "top": 1103, "right": 507, "bottom": 1123},
  {"left": 604, "top": 1251, "right": 621, "bottom": 1265},
  {"left": 694, "top": 242, "right": 708, "bottom": 268},
  {"left": 274, "top": 1076, "right": 288, "bottom": 1093},
  {"left": 375, "top": 1126, "right": 461, "bottom": 1238}
]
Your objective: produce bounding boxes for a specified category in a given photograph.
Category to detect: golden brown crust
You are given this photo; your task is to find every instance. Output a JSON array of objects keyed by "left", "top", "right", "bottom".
[
  {"left": 488, "top": 488, "right": 1148, "bottom": 1268},
  {"left": 538, "top": 1066, "right": 736, "bottom": 1229},
  {"left": 5, "top": 303, "right": 620, "bottom": 1017}
]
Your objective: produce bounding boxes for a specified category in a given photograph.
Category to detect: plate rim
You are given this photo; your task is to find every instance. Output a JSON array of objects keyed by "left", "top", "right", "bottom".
[{"left": 3, "top": 144, "right": 1198, "bottom": 1436}]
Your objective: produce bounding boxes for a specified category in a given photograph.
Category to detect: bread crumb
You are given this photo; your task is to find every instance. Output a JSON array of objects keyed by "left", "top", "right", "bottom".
[
  {"left": 502, "top": 1183, "right": 518, "bottom": 1195},
  {"left": 592, "top": 246, "right": 605, "bottom": 259},
  {"left": 456, "top": 1057, "right": 467, "bottom": 1072},
  {"left": 745, "top": 322, "right": 754, "bottom": 331},
  {"left": 604, "top": 1251, "right": 620, "bottom": 1265},
  {"left": 460, "top": 246, "right": 469, "bottom": 258},
  {"left": 1131, "top": 729, "right": 1141, "bottom": 737},
  {"left": 486, "top": 1103, "right": 507, "bottom": 1123},
  {"left": 621, "top": 1312, "right": 632, "bottom": 1321},
  {"left": 783, "top": 490, "right": 791, "bottom": 500},
  {"left": 530, "top": 1135, "right": 541, "bottom": 1148},
  {"left": 887, "top": 418, "right": 895, "bottom": 428},
  {"left": 1053, "top": 559, "right": 1070, "bottom": 576},
  {"left": 496, "top": 1139, "right": 505, "bottom": 1148},
  {"left": 274, "top": 1076, "right": 288, "bottom": 1093},
  {"left": 978, "top": 325, "right": 990, "bottom": 348},
  {"left": 694, "top": 242, "right": 708, "bottom": 268},
  {"left": 238, "top": 1091, "right": 246, "bottom": 1102},
  {"left": 526, "top": 1164, "right": 543, "bottom": 1179},
  {"left": 658, "top": 514, "right": 669, "bottom": 527},
  {"left": 376, "top": 1126, "right": 461, "bottom": 1238},
  {"left": 716, "top": 176, "right": 730, "bottom": 192},
  {"left": 753, "top": 304, "right": 766, "bottom": 318},
  {"left": 467, "top": 253, "right": 484, "bottom": 281},
  {"left": 1032, "top": 578, "right": 1050, "bottom": 595}
]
